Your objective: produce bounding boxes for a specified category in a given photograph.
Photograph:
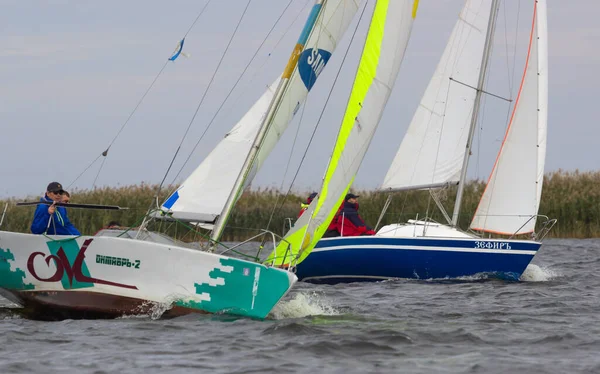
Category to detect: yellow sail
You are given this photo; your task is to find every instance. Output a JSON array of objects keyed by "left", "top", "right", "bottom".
[{"left": 266, "top": 0, "right": 419, "bottom": 267}]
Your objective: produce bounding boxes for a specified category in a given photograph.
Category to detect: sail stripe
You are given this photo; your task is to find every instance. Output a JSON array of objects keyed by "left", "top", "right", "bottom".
[{"left": 282, "top": 3, "right": 323, "bottom": 78}]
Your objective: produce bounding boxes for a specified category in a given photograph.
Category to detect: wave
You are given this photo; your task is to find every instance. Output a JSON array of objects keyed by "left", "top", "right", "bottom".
[
  {"left": 269, "top": 291, "right": 340, "bottom": 320},
  {"left": 520, "top": 264, "right": 561, "bottom": 282}
]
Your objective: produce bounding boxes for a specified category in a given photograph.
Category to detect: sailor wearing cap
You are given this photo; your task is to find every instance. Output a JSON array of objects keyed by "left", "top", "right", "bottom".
[{"left": 30, "top": 182, "right": 80, "bottom": 235}]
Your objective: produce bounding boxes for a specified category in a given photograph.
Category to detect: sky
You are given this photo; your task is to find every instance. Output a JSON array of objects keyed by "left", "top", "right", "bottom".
[{"left": 0, "top": 0, "right": 597, "bottom": 199}]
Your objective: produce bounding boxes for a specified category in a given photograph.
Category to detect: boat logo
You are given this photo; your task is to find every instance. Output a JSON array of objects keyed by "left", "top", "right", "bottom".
[
  {"left": 27, "top": 238, "right": 138, "bottom": 290},
  {"left": 298, "top": 48, "right": 331, "bottom": 91}
]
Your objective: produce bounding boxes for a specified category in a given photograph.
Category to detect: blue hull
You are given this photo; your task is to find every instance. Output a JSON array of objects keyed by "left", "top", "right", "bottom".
[{"left": 295, "top": 236, "right": 542, "bottom": 284}]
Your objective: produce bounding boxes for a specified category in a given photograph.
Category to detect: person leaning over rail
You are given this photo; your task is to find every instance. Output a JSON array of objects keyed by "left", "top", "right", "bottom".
[{"left": 30, "top": 182, "right": 80, "bottom": 236}]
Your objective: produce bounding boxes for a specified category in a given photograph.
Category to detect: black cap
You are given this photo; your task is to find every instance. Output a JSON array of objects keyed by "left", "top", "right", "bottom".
[
  {"left": 46, "top": 182, "right": 65, "bottom": 194},
  {"left": 345, "top": 193, "right": 359, "bottom": 201}
]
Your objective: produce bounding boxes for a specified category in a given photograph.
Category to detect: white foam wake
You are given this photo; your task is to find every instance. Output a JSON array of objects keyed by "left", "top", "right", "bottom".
[
  {"left": 269, "top": 292, "right": 340, "bottom": 320},
  {"left": 520, "top": 264, "right": 560, "bottom": 282}
]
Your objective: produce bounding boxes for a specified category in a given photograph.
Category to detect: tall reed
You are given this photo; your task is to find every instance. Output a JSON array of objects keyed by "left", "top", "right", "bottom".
[{"left": 1, "top": 170, "right": 598, "bottom": 240}]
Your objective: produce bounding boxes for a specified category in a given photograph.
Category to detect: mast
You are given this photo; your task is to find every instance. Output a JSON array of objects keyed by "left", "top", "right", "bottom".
[
  {"left": 210, "top": 0, "right": 327, "bottom": 243},
  {"left": 451, "top": 0, "right": 500, "bottom": 227}
]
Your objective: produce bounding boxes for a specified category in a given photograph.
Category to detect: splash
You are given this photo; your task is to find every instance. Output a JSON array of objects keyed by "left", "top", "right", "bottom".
[
  {"left": 268, "top": 292, "right": 340, "bottom": 320},
  {"left": 520, "top": 264, "right": 560, "bottom": 282}
]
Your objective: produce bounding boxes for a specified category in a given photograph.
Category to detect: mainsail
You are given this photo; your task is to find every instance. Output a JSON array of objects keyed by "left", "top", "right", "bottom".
[
  {"left": 381, "top": 0, "right": 494, "bottom": 192},
  {"left": 268, "top": 0, "right": 419, "bottom": 267},
  {"left": 160, "top": 0, "right": 360, "bottom": 239},
  {"left": 471, "top": 0, "right": 548, "bottom": 235}
]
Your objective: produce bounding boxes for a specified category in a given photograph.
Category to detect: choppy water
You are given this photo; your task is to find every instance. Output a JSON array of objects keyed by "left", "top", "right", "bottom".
[{"left": 2, "top": 239, "right": 599, "bottom": 373}]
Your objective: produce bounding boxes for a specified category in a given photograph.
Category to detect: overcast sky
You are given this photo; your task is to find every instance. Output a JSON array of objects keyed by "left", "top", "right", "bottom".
[{"left": 0, "top": 0, "right": 596, "bottom": 199}]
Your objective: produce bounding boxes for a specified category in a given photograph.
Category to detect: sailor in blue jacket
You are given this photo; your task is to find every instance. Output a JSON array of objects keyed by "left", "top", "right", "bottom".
[{"left": 30, "top": 182, "right": 80, "bottom": 236}]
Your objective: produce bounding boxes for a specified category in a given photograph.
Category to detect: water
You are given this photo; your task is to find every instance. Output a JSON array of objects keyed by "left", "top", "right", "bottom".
[{"left": 2, "top": 239, "right": 599, "bottom": 373}]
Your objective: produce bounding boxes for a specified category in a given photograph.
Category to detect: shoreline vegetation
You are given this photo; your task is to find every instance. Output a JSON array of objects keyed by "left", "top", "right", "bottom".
[{"left": 1, "top": 170, "right": 598, "bottom": 241}]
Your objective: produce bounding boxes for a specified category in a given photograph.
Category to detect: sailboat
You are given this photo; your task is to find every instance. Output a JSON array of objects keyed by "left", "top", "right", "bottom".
[
  {"left": 0, "top": 0, "right": 359, "bottom": 320},
  {"left": 295, "top": 0, "right": 556, "bottom": 284}
]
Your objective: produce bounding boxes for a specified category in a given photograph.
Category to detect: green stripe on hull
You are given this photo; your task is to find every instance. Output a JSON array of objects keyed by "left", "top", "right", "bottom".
[
  {"left": 175, "top": 258, "right": 292, "bottom": 319},
  {"left": 0, "top": 247, "right": 35, "bottom": 290},
  {"left": 46, "top": 239, "right": 94, "bottom": 290}
]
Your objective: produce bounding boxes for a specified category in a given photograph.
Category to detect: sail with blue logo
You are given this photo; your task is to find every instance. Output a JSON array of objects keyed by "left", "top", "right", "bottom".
[{"left": 160, "top": 1, "right": 360, "bottom": 234}]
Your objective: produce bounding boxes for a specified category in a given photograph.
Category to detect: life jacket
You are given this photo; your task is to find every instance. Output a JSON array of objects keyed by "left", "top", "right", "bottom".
[
  {"left": 327, "top": 202, "right": 344, "bottom": 231},
  {"left": 335, "top": 201, "right": 369, "bottom": 236}
]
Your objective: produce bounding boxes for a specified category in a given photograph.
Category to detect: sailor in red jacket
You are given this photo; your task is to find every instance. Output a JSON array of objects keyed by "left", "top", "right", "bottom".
[
  {"left": 335, "top": 193, "right": 376, "bottom": 236},
  {"left": 297, "top": 192, "right": 318, "bottom": 218}
]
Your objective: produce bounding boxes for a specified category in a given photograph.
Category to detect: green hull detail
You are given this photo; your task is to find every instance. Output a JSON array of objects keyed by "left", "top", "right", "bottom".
[
  {"left": 176, "top": 258, "right": 291, "bottom": 319},
  {"left": 0, "top": 248, "right": 34, "bottom": 290},
  {"left": 46, "top": 239, "right": 94, "bottom": 290}
]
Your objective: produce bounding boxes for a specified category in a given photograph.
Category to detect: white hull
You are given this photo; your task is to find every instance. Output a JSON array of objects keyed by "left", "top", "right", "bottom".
[{"left": 0, "top": 231, "right": 296, "bottom": 320}]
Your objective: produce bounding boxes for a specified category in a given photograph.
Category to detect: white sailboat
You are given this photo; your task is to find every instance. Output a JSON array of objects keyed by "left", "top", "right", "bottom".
[
  {"left": 0, "top": 0, "right": 359, "bottom": 320},
  {"left": 295, "top": 0, "right": 556, "bottom": 284}
]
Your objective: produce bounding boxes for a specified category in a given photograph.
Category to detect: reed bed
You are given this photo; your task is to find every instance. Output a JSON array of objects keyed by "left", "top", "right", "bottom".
[{"left": 1, "top": 170, "right": 598, "bottom": 240}]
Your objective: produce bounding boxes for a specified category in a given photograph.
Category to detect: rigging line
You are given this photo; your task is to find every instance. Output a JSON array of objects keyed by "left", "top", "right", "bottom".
[
  {"left": 155, "top": 0, "right": 254, "bottom": 198},
  {"left": 167, "top": 0, "right": 296, "bottom": 187},
  {"left": 206, "top": 0, "right": 312, "bottom": 148},
  {"left": 182, "top": 0, "right": 212, "bottom": 39},
  {"left": 67, "top": 154, "right": 102, "bottom": 189},
  {"left": 105, "top": 0, "right": 213, "bottom": 153},
  {"left": 270, "top": 0, "right": 371, "bottom": 217},
  {"left": 92, "top": 156, "right": 107, "bottom": 189},
  {"left": 245, "top": 0, "right": 312, "bottom": 88},
  {"left": 262, "top": 0, "right": 329, "bottom": 233},
  {"left": 67, "top": 1, "right": 214, "bottom": 189}
]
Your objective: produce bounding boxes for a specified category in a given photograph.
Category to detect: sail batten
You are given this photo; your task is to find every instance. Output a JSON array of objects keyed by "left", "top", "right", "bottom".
[
  {"left": 268, "top": 0, "right": 419, "bottom": 267},
  {"left": 470, "top": 0, "right": 547, "bottom": 235}
]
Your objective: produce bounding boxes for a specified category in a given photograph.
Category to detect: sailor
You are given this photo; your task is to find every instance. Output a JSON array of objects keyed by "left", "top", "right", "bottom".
[
  {"left": 30, "top": 182, "right": 80, "bottom": 236},
  {"left": 334, "top": 193, "right": 376, "bottom": 237},
  {"left": 61, "top": 191, "right": 71, "bottom": 204},
  {"left": 297, "top": 192, "right": 318, "bottom": 218}
]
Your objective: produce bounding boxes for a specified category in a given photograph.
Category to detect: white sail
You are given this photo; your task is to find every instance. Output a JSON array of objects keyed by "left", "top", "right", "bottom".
[
  {"left": 160, "top": 79, "right": 280, "bottom": 223},
  {"left": 161, "top": 0, "right": 359, "bottom": 225},
  {"left": 381, "top": 0, "right": 493, "bottom": 191},
  {"left": 251, "top": 0, "right": 360, "bottom": 178},
  {"left": 471, "top": 0, "right": 547, "bottom": 235},
  {"left": 269, "top": 0, "right": 419, "bottom": 266}
]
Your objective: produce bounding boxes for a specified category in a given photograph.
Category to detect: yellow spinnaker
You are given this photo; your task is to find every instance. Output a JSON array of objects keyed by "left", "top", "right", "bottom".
[{"left": 266, "top": 0, "right": 418, "bottom": 267}]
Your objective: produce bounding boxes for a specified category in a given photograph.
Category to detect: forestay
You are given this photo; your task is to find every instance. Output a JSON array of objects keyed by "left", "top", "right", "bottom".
[
  {"left": 471, "top": 0, "right": 547, "bottom": 235},
  {"left": 381, "top": 0, "right": 493, "bottom": 191},
  {"left": 160, "top": 0, "right": 360, "bottom": 228},
  {"left": 268, "top": 0, "right": 419, "bottom": 267}
]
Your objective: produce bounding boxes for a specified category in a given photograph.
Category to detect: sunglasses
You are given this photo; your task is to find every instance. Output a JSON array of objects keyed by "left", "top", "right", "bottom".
[{"left": 50, "top": 190, "right": 64, "bottom": 195}]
